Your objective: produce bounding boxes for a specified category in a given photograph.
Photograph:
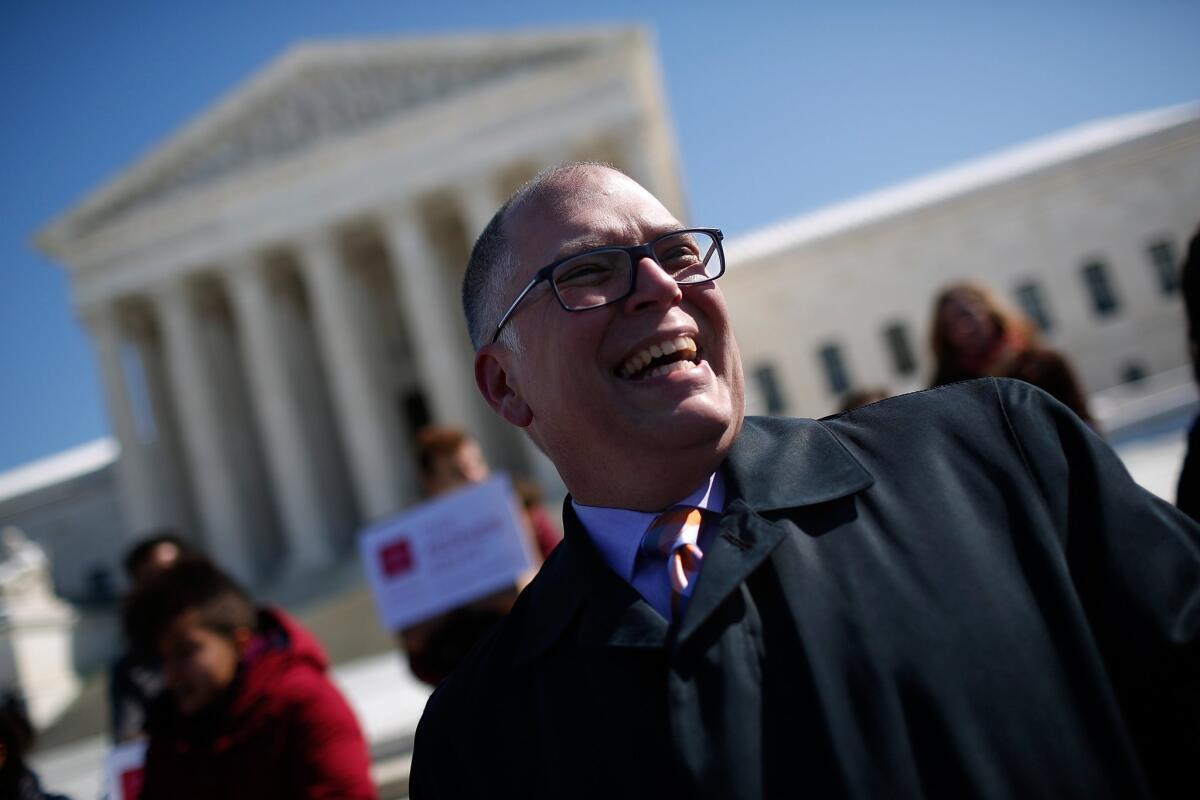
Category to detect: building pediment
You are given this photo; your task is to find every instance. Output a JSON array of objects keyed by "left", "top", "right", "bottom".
[{"left": 44, "top": 28, "right": 629, "bottom": 245}]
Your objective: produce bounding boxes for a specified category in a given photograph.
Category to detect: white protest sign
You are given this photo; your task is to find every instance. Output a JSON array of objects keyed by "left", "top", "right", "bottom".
[
  {"left": 358, "top": 474, "right": 533, "bottom": 631},
  {"left": 105, "top": 739, "right": 147, "bottom": 800}
]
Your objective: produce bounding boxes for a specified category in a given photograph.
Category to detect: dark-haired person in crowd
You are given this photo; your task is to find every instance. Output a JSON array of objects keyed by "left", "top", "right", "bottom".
[
  {"left": 415, "top": 425, "right": 491, "bottom": 498},
  {"left": 0, "top": 693, "right": 69, "bottom": 800},
  {"left": 108, "top": 532, "right": 191, "bottom": 743},
  {"left": 124, "top": 557, "right": 375, "bottom": 800},
  {"left": 1176, "top": 224, "right": 1200, "bottom": 519},
  {"left": 410, "top": 163, "right": 1200, "bottom": 799},
  {"left": 929, "top": 281, "right": 1095, "bottom": 426}
]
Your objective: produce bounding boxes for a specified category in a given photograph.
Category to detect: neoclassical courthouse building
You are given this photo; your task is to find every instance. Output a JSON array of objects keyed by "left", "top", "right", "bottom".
[
  {"left": 26, "top": 27, "right": 685, "bottom": 588},
  {"left": 5, "top": 26, "right": 1200, "bottom": 599}
]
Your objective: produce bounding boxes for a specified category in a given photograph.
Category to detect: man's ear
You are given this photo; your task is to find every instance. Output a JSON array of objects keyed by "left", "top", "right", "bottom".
[{"left": 475, "top": 346, "right": 533, "bottom": 428}]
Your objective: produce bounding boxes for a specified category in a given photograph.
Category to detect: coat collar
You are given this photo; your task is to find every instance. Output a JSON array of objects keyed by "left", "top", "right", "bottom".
[
  {"left": 721, "top": 415, "right": 874, "bottom": 512},
  {"left": 512, "top": 416, "right": 874, "bottom": 665}
]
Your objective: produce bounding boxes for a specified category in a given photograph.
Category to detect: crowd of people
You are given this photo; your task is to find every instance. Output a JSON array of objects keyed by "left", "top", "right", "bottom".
[
  {"left": 9, "top": 163, "right": 1199, "bottom": 799},
  {"left": 77, "top": 422, "right": 561, "bottom": 799}
]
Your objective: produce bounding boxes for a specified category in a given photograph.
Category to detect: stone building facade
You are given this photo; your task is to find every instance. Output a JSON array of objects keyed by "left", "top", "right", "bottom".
[
  {"left": 35, "top": 28, "right": 685, "bottom": 584},
  {"left": 723, "top": 103, "right": 1200, "bottom": 421},
  {"left": 28, "top": 24, "right": 1199, "bottom": 593},
  {"left": 0, "top": 440, "right": 121, "bottom": 601}
]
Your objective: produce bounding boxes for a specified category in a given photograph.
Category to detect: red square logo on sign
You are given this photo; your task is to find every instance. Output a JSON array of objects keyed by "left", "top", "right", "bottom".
[
  {"left": 121, "top": 767, "right": 145, "bottom": 800},
  {"left": 379, "top": 540, "right": 415, "bottom": 578}
]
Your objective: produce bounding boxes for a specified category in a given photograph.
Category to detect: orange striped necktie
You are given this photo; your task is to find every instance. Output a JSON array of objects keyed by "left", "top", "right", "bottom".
[{"left": 641, "top": 506, "right": 706, "bottom": 616}]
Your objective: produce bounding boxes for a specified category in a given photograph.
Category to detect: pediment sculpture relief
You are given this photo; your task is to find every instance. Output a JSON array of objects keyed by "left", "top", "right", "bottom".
[{"left": 76, "top": 44, "right": 584, "bottom": 235}]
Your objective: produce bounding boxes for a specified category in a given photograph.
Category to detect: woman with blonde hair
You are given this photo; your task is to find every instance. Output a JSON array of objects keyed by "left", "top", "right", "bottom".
[{"left": 929, "top": 281, "right": 1093, "bottom": 426}]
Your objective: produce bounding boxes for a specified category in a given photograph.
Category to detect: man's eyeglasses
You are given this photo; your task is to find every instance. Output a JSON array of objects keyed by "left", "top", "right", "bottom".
[{"left": 490, "top": 227, "right": 725, "bottom": 344}]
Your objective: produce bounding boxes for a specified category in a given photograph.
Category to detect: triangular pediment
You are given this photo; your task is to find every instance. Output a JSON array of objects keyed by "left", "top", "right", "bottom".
[{"left": 54, "top": 28, "right": 629, "bottom": 240}]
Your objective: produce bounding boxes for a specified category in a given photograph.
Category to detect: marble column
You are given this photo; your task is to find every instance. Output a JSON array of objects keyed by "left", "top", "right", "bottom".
[
  {"left": 130, "top": 319, "right": 198, "bottom": 540},
  {"left": 618, "top": 127, "right": 656, "bottom": 196},
  {"left": 154, "top": 277, "right": 257, "bottom": 583},
  {"left": 619, "top": 126, "right": 686, "bottom": 222},
  {"left": 379, "top": 203, "right": 488, "bottom": 437},
  {"left": 536, "top": 146, "right": 575, "bottom": 175},
  {"left": 456, "top": 179, "right": 506, "bottom": 244},
  {"left": 82, "top": 302, "right": 174, "bottom": 537},
  {"left": 295, "top": 230, "right": 411, "bottom": 521},
  {"left": 225, "top": 254, "right": 332, "bottom": 570}
]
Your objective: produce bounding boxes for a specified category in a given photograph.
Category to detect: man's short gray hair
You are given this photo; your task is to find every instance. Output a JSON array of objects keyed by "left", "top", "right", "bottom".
[{"left": 462, "top": 161, "right": 621, "bottom": 352}]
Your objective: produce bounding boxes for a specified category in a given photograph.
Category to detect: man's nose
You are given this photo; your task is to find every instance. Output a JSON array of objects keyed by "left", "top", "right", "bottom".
[{"left": 622, "top": 254, "right": 682, "bottom": 313}]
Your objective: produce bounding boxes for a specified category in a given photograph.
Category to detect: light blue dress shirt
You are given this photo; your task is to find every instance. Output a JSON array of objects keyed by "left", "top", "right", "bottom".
[{"left": 572, "top": 472, "right": 726, "bottom": 621}]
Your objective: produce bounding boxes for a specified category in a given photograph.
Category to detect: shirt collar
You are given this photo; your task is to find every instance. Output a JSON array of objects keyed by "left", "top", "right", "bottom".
[{"left": 572, "top": 471, "right": 726, "bottom": 583}]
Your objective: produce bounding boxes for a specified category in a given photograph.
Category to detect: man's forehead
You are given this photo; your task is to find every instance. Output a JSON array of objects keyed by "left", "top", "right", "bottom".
[{"left": 506, "top": 171, "right": 679, "bottom": 264}]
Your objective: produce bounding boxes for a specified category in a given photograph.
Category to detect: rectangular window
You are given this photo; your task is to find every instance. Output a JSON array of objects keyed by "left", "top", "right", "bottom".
[
  {"left": 882, "top": 322, "right": 917, "bottom": 376},
  {"left": 1121, "top": 362, "right": 1147, "bottom": 384},
  {"left": 1147, "top": 239, "right": 1180, "bottom": 295},
  {"left": 818, "top": 343, "right": 851, "bottom": 396},
  {"left": 752, "top": 364, "right": 787, "bottom": 415},
  {"left": 1082, "top": 260, "right": 1120, "bottom": 317},
  {"left": 1014, "top": 282, "right": 1053, "bottom": 332}
]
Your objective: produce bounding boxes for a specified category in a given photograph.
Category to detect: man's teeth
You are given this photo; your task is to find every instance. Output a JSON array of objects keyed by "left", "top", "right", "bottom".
[
  {"left": 642, "top": 360, "right": 694, "bottom": 379},
  {"left": 619, "top": 335, "right": 699, "bottom": 378}
]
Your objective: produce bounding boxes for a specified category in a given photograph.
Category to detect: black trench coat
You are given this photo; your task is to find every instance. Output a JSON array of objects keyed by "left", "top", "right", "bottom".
[{"left": 410, "top": 379, "right": 1200, "bottom": 799}]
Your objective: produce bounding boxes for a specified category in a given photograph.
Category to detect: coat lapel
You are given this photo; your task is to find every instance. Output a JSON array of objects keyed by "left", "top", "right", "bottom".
[
  {"left": 577, "top": 572, "right": 669, "bottom": 649},
  {"left": 565, "top": 495, "right": 669, "bottom": 649},
  {"left": 512, "top": 500, "right": 667, "bottom": 666},
  {"left": 514, "top": 417, "right": 875, "bottom": 658},
  {"left": 675, "top": 416, "right": 874, "bottom": 646},
  {"left": 674, "top": 501, "right": 788, "bottom": 644}
]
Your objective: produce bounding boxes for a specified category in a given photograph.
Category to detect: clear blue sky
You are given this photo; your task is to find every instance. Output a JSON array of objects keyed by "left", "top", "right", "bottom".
[{"left": 2, "top": 1, "right": 1198, "bottom": 472}]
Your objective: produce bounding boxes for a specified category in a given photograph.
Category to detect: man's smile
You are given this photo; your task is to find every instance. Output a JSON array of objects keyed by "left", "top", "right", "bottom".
[{"left": 616, "top": 334, "right": 702, "bottom": 380}]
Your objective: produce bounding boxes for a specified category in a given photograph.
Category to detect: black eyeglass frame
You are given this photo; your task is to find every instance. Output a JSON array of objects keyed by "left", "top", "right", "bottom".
[{"left": 489, "top": 227, "right": 725, "bottom": 344}]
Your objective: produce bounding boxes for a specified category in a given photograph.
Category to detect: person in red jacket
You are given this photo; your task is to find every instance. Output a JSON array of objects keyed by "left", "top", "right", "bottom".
[{"left": 123, "top": 557, "right": 376, "bottom": 800}]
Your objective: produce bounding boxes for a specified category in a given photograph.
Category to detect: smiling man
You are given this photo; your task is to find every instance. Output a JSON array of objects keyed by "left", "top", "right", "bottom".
[
  {"left": 409, "top": 163, "right": 1200, "bottom": 800},
  {"left": 472, "top": 166, "right": 743, "bottom": 514}
]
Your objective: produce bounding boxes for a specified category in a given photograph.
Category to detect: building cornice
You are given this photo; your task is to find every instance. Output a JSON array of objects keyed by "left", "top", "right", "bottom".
[
  {"left": 35, "top": 26, "right": 640, "bottom": 261},
  {"left": 726, "top": 102, "right": 1200, "bottom": 268}
]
